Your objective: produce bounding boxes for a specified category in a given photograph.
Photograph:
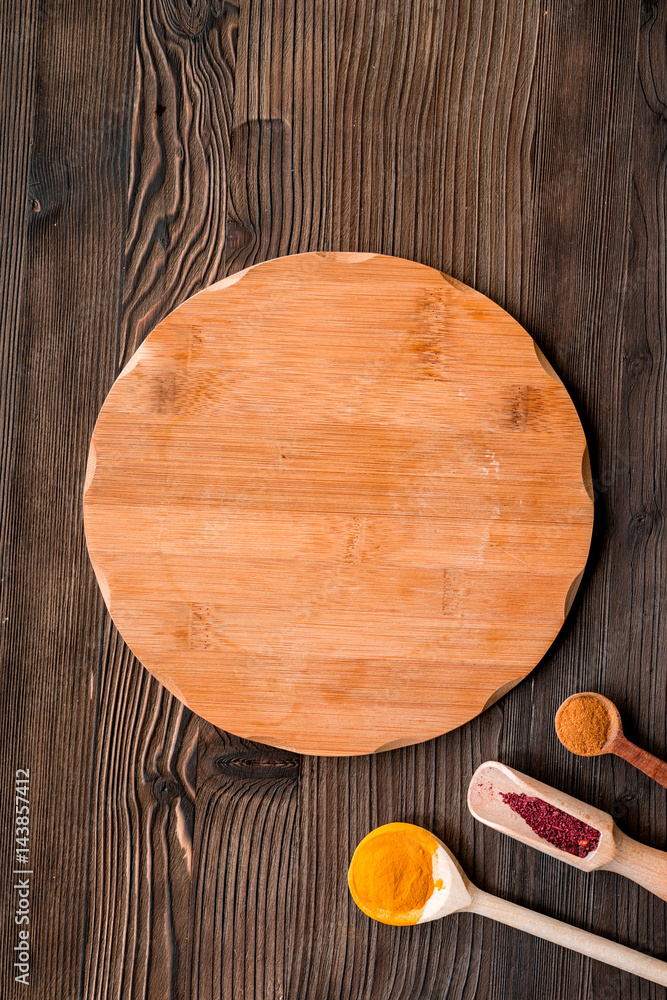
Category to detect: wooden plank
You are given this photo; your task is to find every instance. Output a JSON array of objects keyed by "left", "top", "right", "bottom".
[
  {"left": 480, "top": 2, "right": 666, "bottom": 998},
  {"left": 121, "top": 1, "right": 238, "bottom": 361},
  {"left": 0, "top": 0, "right": 37, "bottom": 539},
  {"left": 0, "top": 2, "right": 138, "bottom": 998},
  {"left": 223, "top": 0, "right": 336, "bottom": 269},
  {"left": 0, "top": 1, "right": 40, "bottom": 996},
  {"left": 189, "top": 725, "right": 299, "bottom": 1000},
  {"left": 82, "top": 4, "right": 240, "bottom": 999}
]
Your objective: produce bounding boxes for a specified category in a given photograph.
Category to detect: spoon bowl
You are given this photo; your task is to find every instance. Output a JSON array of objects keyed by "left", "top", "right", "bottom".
[
  {"left": 347, "top": 822, "right": 471, "bottom": 924},
  {"left": 556, "top": 691, "right": 621, "bottom": 755}
]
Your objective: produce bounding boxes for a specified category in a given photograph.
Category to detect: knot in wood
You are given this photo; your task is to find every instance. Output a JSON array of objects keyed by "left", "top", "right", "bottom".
[
  {"left": 216, "top": 751, "right": 300, "bottom": 780},
  {"left": 172, "top": 0, "right": 209, "bottom": 37},
  {"left": 630, "top": 506, "right": 661, "bottom": 535},
  {"left": 152, "top": 776, "right": 179, "bottom": 803}
]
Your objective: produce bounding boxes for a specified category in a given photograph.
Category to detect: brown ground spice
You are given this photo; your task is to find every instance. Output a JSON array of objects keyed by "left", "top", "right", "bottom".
[{"left": 555, "top": 695, "right": 611, "bottom": 756}]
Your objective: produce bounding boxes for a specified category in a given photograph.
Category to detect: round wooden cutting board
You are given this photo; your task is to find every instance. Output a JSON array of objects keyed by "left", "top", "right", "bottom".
[{"left": 84, "top": 252, "right": 593, "bottom": 756}]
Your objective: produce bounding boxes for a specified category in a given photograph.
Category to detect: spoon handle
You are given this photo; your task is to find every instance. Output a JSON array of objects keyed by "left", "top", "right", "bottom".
[
  {"left": 613, "top": 735, "right": 667, "bottom": 789},
  {"left": 604, "top": 828, "right": 667, "bottom": 901},
  {"left": 467, "top": 885, "right": 667, "bottom": 986}
]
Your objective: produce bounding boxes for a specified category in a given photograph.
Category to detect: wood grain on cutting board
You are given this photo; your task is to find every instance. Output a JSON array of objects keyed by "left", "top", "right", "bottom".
[{"left": 83, "top": 252, "right": 593, "bottom": 755}]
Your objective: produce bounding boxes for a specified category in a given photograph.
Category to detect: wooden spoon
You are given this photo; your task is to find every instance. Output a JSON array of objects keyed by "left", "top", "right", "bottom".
[
  {"left": 467, "top": 761, "right": 667, "bottom": 901},
  {"left": 348, "top": 822, "right": 667, "bottom": 986},
  {"left": 556, "top": 692, "right": 667, "bottom": 788}
]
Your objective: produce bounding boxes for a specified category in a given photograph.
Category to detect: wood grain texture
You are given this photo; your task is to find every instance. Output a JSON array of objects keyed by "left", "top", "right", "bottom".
[
  {"left": 84, "top": 251, "right": 592, "bottom": 755},
  {"left": 121, "top": 0, "right": 238, "bottom": 362},
  {"left": 1, "top": 0, "right": 666, "bottom": 998},
  {"left": 0, "top": 0, "right": 37, "bottom": 556}
]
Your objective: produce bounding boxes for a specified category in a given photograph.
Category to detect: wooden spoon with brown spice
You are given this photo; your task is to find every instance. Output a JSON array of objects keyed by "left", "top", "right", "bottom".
[{"left": 555, "top": 692, "right": 667, "bottom": 789}]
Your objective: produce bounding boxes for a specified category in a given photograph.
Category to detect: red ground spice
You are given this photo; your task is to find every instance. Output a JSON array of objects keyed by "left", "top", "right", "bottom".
[{"left": 501, "top": 792, "right": 600, "bottom": 858}]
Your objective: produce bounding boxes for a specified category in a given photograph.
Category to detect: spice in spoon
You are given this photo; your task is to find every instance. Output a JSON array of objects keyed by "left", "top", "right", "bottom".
[
  {"left": 501, "top": 792, "right": 600, "bottom": 858},
  {"left": 555, "top": 694, "right": 611, "bottom": 756},
  {"left": 348, "top": 822, "right": 444, "bottom": 925}
]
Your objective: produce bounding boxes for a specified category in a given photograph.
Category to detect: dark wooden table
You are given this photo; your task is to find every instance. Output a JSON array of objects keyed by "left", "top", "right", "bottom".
[{"left": 1, "top": 2, "right": 666, "bottom": 997}]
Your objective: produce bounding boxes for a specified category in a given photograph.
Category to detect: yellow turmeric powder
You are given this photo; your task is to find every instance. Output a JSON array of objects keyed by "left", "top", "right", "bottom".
[{"left": 348, "top": 822, "right": 443, "bottom": 925}]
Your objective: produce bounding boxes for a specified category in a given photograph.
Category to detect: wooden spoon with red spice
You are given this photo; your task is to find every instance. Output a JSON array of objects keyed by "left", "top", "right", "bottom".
[
  {"left": 467, "top": 761, "right": 667, "bottom": 901},
  {"left": 556, "top": 691, "right": 667, "bottom": 789},
  {"left": 348, "top": 821, "right": 667, "bottom": 986}
]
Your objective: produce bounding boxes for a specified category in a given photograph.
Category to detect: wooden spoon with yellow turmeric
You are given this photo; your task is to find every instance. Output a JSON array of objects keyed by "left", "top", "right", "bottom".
[
  {"left": 348, "top": 822, "right": 667, "bottom": 987},
  {"left": 555, "top": 692, "right": 667, "bottom": 789}
]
